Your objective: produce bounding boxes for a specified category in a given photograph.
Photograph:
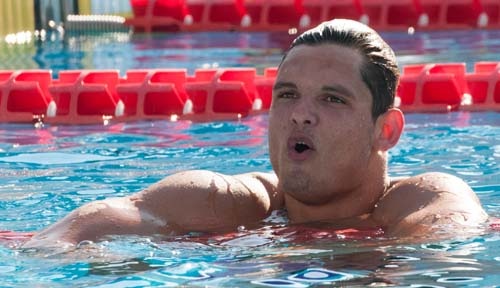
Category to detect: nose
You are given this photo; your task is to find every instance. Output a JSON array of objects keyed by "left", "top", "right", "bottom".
[{"left": 290, "top": 100, "right": 318, "bottom": 127}]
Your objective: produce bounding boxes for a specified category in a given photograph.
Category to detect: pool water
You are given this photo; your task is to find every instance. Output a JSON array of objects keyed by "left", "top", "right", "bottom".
[
  {"left": 3, "top": 29, "right": 500, "bottom": 76},
  {"left": 0, "top": 29, "right": 500, "bottom": 287}
]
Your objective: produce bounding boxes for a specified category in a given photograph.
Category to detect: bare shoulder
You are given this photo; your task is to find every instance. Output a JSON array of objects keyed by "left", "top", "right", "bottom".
[
  {"left": 234, "top": 171, "right": 282, "bottom": 208},
  {"left": 140, "top": 170, "right": 281, "bottom": 209},
  {"left": 135, "top": 170, "right": 283, "bottom": 232},
  {"left": 371, "top": 172, "right": 488, "bottom": 237}
]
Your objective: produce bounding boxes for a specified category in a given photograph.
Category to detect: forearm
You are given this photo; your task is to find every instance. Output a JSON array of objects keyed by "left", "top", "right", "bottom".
[{"left": 23, "top": 197, "right": 163, "bottom": 248}]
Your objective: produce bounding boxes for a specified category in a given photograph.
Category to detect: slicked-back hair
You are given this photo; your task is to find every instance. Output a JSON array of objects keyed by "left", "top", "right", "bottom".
[{"left": 281, "top": 19, "right": 399, "bottom": 120}]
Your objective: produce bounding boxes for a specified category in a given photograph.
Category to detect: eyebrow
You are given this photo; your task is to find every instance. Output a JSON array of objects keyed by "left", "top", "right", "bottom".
[
  {"left": 273, "top": 81, "right": 296, "bottom": 91},
  {"left": 322, "top": 84, "right": 356, "bottom": 100},
  {"left": 273, "top": 81, "right": 356, "bottom": 100}
]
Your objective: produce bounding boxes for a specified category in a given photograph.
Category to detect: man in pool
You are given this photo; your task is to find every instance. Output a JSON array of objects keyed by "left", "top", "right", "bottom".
[{"left": 24, "top": 19, "right": 487, "bottom": 248}]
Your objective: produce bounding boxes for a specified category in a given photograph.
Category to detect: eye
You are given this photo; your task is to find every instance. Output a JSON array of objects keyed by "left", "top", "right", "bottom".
[
  {"left": 324, "top": 94, "right": 346, "bottom": 104},
  {"left": 275, "top": 91, "right": 297, "bottom": 99}
]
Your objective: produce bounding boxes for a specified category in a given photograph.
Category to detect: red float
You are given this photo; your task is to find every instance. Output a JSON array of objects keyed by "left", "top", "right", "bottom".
[{"left": 0, "top": 63, "right": 499, "bottom": 125}]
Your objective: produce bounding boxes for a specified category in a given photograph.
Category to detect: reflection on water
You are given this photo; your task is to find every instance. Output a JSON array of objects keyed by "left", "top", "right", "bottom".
[
  {"left": 3, "top": 29, "right": 500, "bottom": 76},
  {"left": 5, "top": 224, "right": 498, "bottom": 287}
]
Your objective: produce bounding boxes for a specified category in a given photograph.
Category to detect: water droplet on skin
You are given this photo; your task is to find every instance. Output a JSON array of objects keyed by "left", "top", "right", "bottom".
[{"left": 76, "top": 240, "right": 94, "bottom": 248}]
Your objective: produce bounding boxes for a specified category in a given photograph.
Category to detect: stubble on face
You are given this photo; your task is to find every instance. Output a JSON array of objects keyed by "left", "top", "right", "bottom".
[{"left": 268, "top": 44, "right": 376, "bottom": 206}]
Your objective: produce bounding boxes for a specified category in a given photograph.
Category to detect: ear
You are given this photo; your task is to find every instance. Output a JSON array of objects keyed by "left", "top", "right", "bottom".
[{"left": 374, "top": 108, "right": 404, "bottom": 151}]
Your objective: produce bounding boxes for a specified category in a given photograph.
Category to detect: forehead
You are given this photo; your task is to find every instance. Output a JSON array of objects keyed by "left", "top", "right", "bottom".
[
  {"left": 277, "top": 44, "right": 371, "bottom": 101},
  {"left": 279, "top": 44, "right": 364, "bottom": 78}
]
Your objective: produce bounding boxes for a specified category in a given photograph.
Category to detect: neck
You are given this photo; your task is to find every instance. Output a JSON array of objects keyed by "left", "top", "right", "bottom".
[{"left": 285, "top": 153, "right": 390, "bottom": 224}]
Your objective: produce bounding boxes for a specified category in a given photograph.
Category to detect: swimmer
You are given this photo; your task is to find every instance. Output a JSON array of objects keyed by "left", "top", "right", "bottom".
[{"left": 23, "top": 19, "right": 487, "bottom": 248}]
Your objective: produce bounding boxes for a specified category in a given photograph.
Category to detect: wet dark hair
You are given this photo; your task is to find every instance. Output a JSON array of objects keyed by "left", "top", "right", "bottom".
[{"left": 282, "top": 19, "right": 399, "bottom": 119}]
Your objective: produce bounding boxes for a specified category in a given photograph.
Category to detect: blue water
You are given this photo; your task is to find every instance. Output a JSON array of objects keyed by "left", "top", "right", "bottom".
[
  {"left": 0, "top": 29, "right": 499, "bottom": 287},
  {"left": 3, "top": 29, "right": 500, "bottom": 76}
]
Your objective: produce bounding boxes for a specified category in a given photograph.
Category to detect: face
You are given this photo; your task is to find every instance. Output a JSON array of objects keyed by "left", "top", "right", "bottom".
[{"left": 268, "top": 44, "right": 380, "bottom": 205}]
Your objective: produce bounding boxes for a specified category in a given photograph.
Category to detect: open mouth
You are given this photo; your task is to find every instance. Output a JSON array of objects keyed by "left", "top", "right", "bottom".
[
  {"left": 287, "top": 137, "right": 315, "bottom": 159},
  {"left": 294, "top": 141, "right": 310, "bottom": 153}
]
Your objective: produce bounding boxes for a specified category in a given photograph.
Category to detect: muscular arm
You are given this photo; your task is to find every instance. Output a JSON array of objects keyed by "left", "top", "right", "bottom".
[
  {"left": 134, "top": 170, "right": 282, "bottom": 232},
  {"left": 23, "top": 170, "right": 281, "bottom": 248},
  {"left": 372, "top": 172, "right": 488, "bottom": 238}
]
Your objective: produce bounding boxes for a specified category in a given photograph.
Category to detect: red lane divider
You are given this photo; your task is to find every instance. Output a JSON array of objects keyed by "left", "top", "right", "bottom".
[
  {"left": 303, "top": 0, "right": 365, "bottom": 28},
  {"left": 463, "top": 62, "right": 500, "bottom": 111},
  {"left": 255, "top": 67, "right": 277, "bottom": 110},
  {"left": 48, "top": 70, "right": 124, "bottom": 124},
  {"left": 125, "top": 0, "right": 500, "bottom": 33},
  {"left": 182, "top": 68, "right": 261, "bottom": 121},
  {"left": 0, "top": 63, "right": 499, "bottom": 125},
  {"left": 396, "top": 63, "right": 468, "bottom": 112},
  {"left": 245, "top": 0, "right": 308, "bottom": 30},
  {"left": 360, "top": 0, "right": 415, "bottom": 30},
  {"left": 0, "top": 70, "right": 55, "bottom": 123},
  {"left": 117, "top": 69, "right": 188, "bottom": 121},
  {"left": 128, "top": 0, "right": 253, "bottom": 32}
]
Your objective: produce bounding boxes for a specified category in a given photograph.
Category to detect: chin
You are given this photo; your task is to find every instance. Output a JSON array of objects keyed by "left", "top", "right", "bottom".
[
  {"left": 279, "top": 175, "right": 323, "bottom": 204},
  {"left": 279, "top": 171, "right": 307, "bottom": 191},
  {"left": 286, "top": 189, "right": 332, "bottom": 205}
]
